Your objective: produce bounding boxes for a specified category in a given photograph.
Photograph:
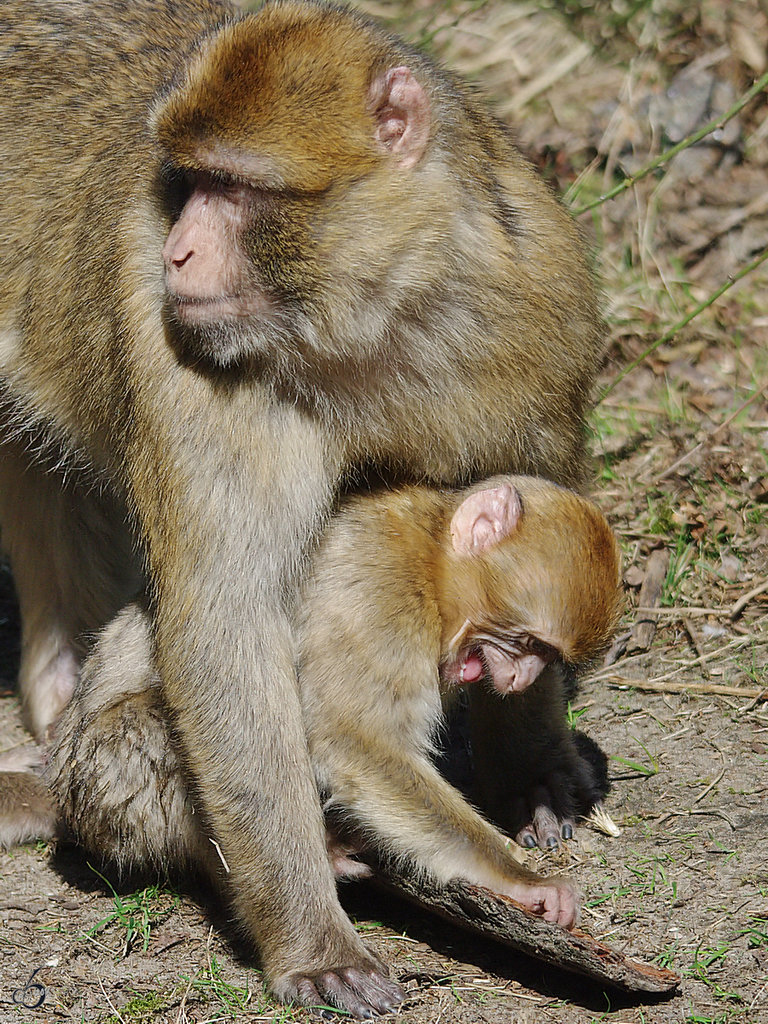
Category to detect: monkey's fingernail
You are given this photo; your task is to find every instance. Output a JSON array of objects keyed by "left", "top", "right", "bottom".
[
  {"left": 545, "top": 836, "right": 559, "bottom": 850},
  {"left": 523, "top": 834, "right": 537, "bottom": 848},
  {"left": 562, "top": 824, "right": 573, "bottom": 840}
]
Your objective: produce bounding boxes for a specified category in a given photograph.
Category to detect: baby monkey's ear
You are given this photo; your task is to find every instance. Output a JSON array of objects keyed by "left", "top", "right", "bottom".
[{"left": 450, "top": 482, "right": 523, "bottom": 555}]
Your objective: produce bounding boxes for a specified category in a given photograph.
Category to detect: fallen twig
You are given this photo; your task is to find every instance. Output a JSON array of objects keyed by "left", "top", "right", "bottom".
[
  {"left": 627, "top": 549, "right": 669, "bottom": 654},
  {"left": 730, "top": 579, "right": 768, "bottom": 620},
  {"left": 604, "top": 675, "right": 767, "bottom": 700},
  {"left": 373, "top": 869, "right": 680, "bottom": 995}
]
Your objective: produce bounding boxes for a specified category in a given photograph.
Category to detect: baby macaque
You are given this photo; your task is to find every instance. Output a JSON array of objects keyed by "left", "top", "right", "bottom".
[
  {"left": 299, "top": 475, "right": 621, "bottom": 917},
  {"left": 2, "top": 475, "right": 621, "bottom": 933}
]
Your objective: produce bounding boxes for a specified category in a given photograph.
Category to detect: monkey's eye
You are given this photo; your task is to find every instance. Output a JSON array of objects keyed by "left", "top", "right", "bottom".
[
  {"left": 209, "top": 171, "right": 246, "bottom": 196},
  {"left": 524, "top": 636, "right": 559, "bottom": 660},
  {"left": 476, "top": 627, "right": 559, "bottom": 664}
]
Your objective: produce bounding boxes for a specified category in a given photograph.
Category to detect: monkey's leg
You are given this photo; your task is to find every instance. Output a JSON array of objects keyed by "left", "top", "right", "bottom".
[
  {"left": 324, "top": 737, "right": 577, "bottom": 928},
  {"left": 48, "top": 602, "right": 375, "bottom": 881},
  {"left": 468, "top": 663, "right": 608, "bottom": 851},
  {"left": 49, "top": 602, "right": 390, "bottom": 885},
  {"left": 0, "top": 433, "right": 140, "bottom": 740},
  {"left": 48, "top": 600, "right": 402, "bottom": 1015},
  {"left": 45, "top": 602, "right": 219, "bottom": 876}
]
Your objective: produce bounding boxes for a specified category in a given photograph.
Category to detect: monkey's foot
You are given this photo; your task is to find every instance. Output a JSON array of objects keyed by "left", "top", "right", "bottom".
[
  {"left": 275, "top": 962, "right": 405, "bottom": 1018},
  {"left": 514, "top": 785, "right": 575, "bottom": 852},
  {"left": 510, "top": 729, "right": 611, "bottom": 851}
]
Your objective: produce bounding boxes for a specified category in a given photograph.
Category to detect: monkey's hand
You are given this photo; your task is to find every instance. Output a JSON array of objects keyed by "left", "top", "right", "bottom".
[
  {"left": 497, "top": 877, "right": 578, "bottom": 929},
  {"left": 273, "top": 957, "right": 405, "bottom": 1018}
]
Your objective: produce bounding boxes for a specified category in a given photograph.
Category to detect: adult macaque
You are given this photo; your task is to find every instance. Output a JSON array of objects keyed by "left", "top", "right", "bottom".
[
  {"left": 0, "top": 0, "right": 604, "bottom": 1013},
  {"left": 3, "top": 476, "right": 620, "bottom": 928}
]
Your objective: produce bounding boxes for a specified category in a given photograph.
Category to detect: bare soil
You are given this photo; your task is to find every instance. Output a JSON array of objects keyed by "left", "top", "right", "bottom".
[{"left": 1, "top": 1, "right": 767, "bottom": 1022}]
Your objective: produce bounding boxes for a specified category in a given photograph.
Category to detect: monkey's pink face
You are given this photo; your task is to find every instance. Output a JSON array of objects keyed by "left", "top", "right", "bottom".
[
  {"left": 163, "top": 171, "right": 281, "bottom": 324},
  {"left": 441, "top": 634, "right": 557, "bottom": 696},
  {"left": 153, "top": 45, "right": 433, "bottom": 372}
]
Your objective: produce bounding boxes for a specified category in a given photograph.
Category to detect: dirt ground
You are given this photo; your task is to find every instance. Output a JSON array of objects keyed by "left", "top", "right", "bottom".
[{"left": 1, "top": 1, "right": 767, "bottom": 1022}]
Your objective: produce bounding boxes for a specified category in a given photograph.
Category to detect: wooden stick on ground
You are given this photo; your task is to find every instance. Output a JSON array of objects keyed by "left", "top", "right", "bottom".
[
  {"left": 627, "top": 548, "right": 670, "bottom": 654},
  {"left": 604, "top": 675, "right": 768, "bottom": 700},
  {"left": 374, "top": 868, "right": 681, "bottom": 995}
]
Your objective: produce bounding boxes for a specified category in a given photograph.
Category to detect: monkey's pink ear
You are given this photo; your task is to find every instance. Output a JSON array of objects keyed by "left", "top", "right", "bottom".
[
  {"left": 450, "top": 483, "right": 523, "bottom": 555},
  {"left": 368, "top": 67, "right": 431, "bottom": 169}
]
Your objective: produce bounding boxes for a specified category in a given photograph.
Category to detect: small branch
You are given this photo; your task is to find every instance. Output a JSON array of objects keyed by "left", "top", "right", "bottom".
[
  {"left": 730, "top": 579, "right": 768, "bottom": 620},
  {"left": 635, "top": 606, "right": 726, "bottom": 616},
  {"left": 209, "top": 837, "right": 230, "bottom": 874},
  {"left": 571, "top": 69, "right": 768, "bottom": 216},
  {"left": 605, "top": 675, "right": 767, "bottom": 700},
  {"left": 694, "top": 765, "right": 725, "bottom": 804},
  {"left": 627, "top": 549, "right": 669, "bottom": 654},
  {"left": 600, "top": 246, "right": 768, "bottom": 400}
]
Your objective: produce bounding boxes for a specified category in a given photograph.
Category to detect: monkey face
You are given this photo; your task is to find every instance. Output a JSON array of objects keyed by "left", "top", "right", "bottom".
[
  {"left": 159, "top": 166, "right": 326, "bottom": 365},
  {"left": 440, "top": 622, "right": 558, "bottom": 696},
  {"left": 441, "top": 477, "right": 623, "bottom": 695},
  {"left": 151, "top": 8, "right": 434, "bottom": 377}
]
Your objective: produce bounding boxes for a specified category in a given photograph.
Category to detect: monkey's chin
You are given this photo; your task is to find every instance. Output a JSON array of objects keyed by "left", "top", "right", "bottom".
[{"left": 164, "top": 295, "right": 289, "bottom": 370}]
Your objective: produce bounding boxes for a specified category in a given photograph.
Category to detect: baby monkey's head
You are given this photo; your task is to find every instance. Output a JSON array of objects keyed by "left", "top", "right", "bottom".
[{"left": 440, "top": 476, "right": 623, "bottom": 695}]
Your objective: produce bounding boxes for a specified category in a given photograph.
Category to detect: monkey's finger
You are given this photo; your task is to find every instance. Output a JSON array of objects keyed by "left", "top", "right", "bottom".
[
  {"left": 546, "top": 883, "right": 578, "bottom": 930},
  {"left": 313, "top": 968, "right": 405, "bottom": 1018}
]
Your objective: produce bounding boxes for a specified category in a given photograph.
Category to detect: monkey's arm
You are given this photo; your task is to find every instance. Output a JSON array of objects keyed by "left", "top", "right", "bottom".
[
  {"left": 320, "top": 733, "right": 577, "bottom": 929},
  {"left": 119, "top": 365, "right": 401, "bottom": 1015},
  {"left": 468, "top": 665, "right": 609, "bottom": 850}
]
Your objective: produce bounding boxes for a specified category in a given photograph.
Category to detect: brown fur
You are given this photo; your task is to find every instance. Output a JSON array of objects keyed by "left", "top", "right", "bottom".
[
  {"left": 40, "top": 476, "right": 620, "bottom": 930},
  {"left": 0, "top": 0, "right": 604, "bottom": 1013}
]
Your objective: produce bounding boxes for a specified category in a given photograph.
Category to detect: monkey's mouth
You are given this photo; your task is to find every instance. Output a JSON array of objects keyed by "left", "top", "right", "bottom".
[
  {"left": 441, "top": 638, "right": 556, "bottom": 696},
  {"left": 169, "top": 293, "right": 248, "bottom": 321},
  {"left": 458, "top": 646, "right": 486, "bottom": 683},
  {"left": 440, "top": 644, "right": 488, "bottom": 687}
]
